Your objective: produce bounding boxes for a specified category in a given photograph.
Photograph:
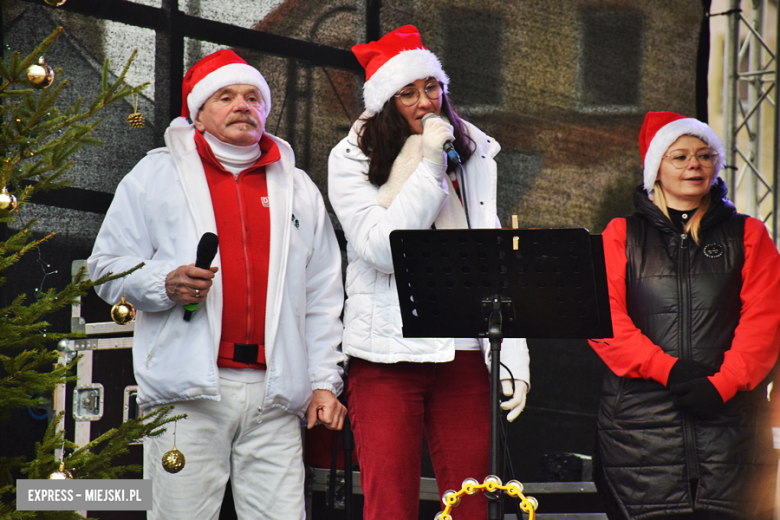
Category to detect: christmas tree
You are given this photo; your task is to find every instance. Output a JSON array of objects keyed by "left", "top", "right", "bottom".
[{"left": 0, "top": 28, "right": 180, "bottom": 519}]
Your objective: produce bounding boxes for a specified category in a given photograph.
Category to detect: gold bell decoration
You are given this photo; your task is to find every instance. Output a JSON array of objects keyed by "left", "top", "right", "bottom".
[
  {"left": 44, "top": 0, "right": 68, "bottom": 5},
  {"left": 0, "top": 187, "right": 17, "bottom": 211},
  {"left": 127, "top": 94, "right": 145, "bottom": 129},
  {"left": 110, "top": 295, "right": 136, "bottom": 325},
  {"left": 162, "top": 420, "right": 185, "bottom": 474},
  {"left": 26, "top": 57, "right": 55, "bottom": 89},
  {"left": 48, "top": 462, "right": 73, "bottom": 480}
]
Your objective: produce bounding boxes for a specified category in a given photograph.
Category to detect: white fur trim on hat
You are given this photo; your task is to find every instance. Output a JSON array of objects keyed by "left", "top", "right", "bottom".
[
  {"left": 187, "top": 62, "right": 272, "bottom": 121},
  {"left": 363, "top": 48, "right": 449, "bottom": 116},
  {"left": 643, "top": 118, "right": 725, "bottom": 197}
]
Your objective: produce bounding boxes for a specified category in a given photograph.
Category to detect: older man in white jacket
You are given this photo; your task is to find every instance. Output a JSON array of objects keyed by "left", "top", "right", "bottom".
[{"left": 88, "top": 49, "right": 345, "bottom": 520}]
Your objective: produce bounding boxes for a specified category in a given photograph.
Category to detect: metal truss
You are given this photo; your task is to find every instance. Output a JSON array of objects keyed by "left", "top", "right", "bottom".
[{"left": 721, "top": 0, "right": 780, "bottom": 243}]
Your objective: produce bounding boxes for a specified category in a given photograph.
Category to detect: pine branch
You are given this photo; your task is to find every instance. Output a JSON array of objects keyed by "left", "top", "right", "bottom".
[
  {"left": 0, "top": 28, "right": 64, "bottom": 95},
  {"left": 32, "top": 406, "right": 184, "bottom": 480},
  {"left": 0, "top": 28, "right": 159, "bottom": 519},
  {"left": 0, "top": 262, "right": 143, "bottom": 417},
  {"left": 0, "top": 352, "right": 76, "bottom": 417},
  {"left": 12, "top": 29, "right": 65, "bottom": 88},
  {"left": 0, "top": 231, "right": 51, "bottom": 274},
  {"left": 0, "top": 407, "right": 183, "bottom": 519},
  {"left": 1, "top": 30, "right": 148, "bottom": 214}
]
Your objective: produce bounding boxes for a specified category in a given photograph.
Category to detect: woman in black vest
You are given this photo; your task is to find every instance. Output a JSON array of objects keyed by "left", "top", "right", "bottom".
[{"left": 589, "top": 111, "right": 780, "bottom": 520}]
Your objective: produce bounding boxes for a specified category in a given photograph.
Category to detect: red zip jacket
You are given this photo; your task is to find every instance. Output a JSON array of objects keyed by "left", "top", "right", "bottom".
[{"left": 195, "top": 131, "right": 281, "bottom": 369}]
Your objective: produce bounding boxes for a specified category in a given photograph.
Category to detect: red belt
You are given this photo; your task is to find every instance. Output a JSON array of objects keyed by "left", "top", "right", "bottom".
[{"left": 217, "top": 341, "right": 267, "bottom": 369}]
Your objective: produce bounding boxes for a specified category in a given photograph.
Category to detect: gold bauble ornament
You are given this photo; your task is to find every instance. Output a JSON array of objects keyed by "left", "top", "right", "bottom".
[
  {"left": 26, "top": 57, "right": 55, "bottom": 89},
  {"left": 44, "top": 0, "right": 68, "bottom": 5},
  {"left": 111, "top": 294, "right": 136, "bottom": 325},
  {"left": 162, "top": 448, "right": 185, "bottom": 474},
  {"left": 162, "top": 419, "right": 185, "bottom": 473},
  {"left": 0, "top": 187, "right": 17, "bottom": 211},
  {"left": 48, "top": 463, "right": 73, "bottom": 480}
]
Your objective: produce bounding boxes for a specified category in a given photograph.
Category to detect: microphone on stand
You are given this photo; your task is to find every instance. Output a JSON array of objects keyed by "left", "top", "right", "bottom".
[
  {"left": 422, "top": 113, "right": 461, "bottom": 164},
  {"left": 183, "top": 232, "right": 219, "bottom": 322}
]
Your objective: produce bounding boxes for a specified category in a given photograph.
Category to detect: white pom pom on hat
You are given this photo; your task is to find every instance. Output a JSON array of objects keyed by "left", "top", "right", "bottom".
[
  {"left": 639, "top": 111, "right": 725, "bottom": 198},
  {"left": 352, "top": 25, "right": 449, "bottom": 116}
]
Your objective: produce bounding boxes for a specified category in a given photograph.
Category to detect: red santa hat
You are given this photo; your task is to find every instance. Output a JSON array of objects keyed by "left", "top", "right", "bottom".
[
  {"left": 352, "top": 25, "right": 449, "bottom": 116},
  {"left": 639, "top": 111, "right": 725, "bottom": 197},
  {"left": 180, "top": 49, "right": 271, "bottom": 121}
]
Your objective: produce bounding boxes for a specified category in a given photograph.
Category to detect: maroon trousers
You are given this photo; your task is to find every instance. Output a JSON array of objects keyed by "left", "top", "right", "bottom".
[{"left": 346, "top": 351, "right": 491, "bottom": 520}]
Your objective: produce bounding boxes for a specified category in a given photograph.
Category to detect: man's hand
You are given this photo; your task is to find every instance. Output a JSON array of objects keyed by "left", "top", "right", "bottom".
[
  {"left": 165, "top": 264, "right": 219, "bottom": 305},
  {"left": 500, "top": 380, "right": 528, "bottom": 422},
  {"left": 306, "top": 389, "right": 347, "bottom": 430}
]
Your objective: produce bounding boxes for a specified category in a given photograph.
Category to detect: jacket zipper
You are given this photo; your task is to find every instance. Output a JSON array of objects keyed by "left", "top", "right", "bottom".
[
  {"left": 235, "top": 175, "right": 252, "bottom": 344},
  {"left": 678, "top": 233, "right": 699, "bottom": 483}
]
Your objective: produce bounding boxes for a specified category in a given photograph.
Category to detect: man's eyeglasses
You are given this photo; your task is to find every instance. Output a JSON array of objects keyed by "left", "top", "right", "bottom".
[
  {"left": 662, "top": 150, "right": 719, "bottom": 169},
  {"left": 394, "top": 82, "right": 442, "bottom": 106}
]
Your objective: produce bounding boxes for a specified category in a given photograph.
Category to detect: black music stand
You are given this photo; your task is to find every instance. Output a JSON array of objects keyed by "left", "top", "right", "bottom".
[{"left": 389, "top": 228, "right": 612, "bottom": 519}]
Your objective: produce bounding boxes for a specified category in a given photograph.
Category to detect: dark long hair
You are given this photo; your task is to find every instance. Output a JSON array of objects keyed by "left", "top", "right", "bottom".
[{"left": 357, "top": 91, "right": 475, "bottom": 186}]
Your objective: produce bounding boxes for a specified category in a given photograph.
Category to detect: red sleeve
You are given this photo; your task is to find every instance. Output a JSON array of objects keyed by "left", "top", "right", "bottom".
[
  {"left": 588, "top": 218, "right": 679, "bottom": 384},
  {"left": 709, "top": 217, "right": 780, "bottom": 402}
]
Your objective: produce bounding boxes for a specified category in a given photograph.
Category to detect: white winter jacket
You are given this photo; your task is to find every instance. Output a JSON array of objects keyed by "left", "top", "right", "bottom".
[
  {"left": 328, "top": 119, "right": 530, "bottom": 385},
  {"left": 88, "top": 122, "right": 344, "bottom": 417}
]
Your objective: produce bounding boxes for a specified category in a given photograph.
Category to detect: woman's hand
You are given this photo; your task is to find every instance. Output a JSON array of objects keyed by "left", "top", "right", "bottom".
[
  {"left": 421, "top": 116, "right": 454, "bottom": 166},
  {"left": 670, "top": 378, "right": 724, "bottom": 418},
  {"left": 666, "top": 359, "right": 716, "bottom": 387}
]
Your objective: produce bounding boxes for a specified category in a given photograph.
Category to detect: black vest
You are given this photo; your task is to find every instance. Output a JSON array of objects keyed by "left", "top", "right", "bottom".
[{"left": 596, "top": 180, "right": 773, "bottom": 519}]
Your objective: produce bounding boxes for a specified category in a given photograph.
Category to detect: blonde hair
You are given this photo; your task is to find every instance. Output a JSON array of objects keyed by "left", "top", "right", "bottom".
[{"left": 652, "top": 181, "right": 710, "bottom": 244}]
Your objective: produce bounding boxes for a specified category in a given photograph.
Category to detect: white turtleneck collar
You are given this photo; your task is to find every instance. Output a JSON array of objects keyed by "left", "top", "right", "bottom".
[{"left": 202, "top": 131, "right": 262, "bottom": 176}]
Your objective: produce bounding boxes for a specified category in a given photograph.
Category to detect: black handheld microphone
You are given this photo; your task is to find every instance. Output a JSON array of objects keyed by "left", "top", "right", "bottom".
[
  {"left": 183, "top": 232, "right": 219, "bottom": 322},
  {"left": 422, "top": 113, "right": 461, "bottom": 164}
]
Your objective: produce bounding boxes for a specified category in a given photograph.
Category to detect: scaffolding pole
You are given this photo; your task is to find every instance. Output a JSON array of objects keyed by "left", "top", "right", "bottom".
[
  {"left": 774, "top": 0, "right": 780, "bottom": 243},
  {"left": 722, "top": 0, "right": 778, "bottom": 244},
  {"left": 723, "top": 0, "right": 740, "bottom": 198}
]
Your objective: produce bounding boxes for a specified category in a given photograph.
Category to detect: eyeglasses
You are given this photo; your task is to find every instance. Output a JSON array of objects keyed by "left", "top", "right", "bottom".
[
  {"left": 662, "top": 150, "right": 719, "bottom": 169},
  {"left": 394, "top": 82, "right": 442, "bottom": 106}
]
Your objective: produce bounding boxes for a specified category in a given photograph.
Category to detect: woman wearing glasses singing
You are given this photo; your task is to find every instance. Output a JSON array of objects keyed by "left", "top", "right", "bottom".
[
  {"left": 328, "top": 25, "right": 530, "bottom": 519},
  {"left": 589, "top": 111, "right": 780, "bottom": 520}
]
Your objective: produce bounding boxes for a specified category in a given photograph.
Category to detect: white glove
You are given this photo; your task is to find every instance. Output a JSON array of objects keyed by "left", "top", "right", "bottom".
[
  {"left": 500, "top": 380, "right": 528, "bottom": 422},
  {"left": 421, "top": 116, "right": 454, "bottom": 166}
]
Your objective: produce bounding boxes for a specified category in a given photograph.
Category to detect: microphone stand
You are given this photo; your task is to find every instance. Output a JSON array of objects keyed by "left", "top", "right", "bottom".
[{"left": 483, "top": 296, "right": 509, "bottom": 520}]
